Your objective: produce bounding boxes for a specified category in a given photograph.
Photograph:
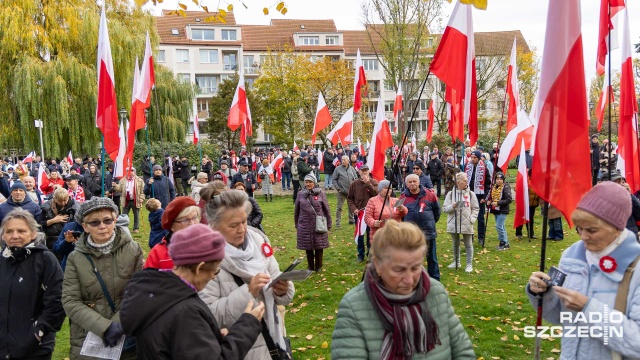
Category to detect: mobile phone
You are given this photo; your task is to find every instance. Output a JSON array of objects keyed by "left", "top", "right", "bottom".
[
  {"left": 71, "top": 231, "right": 82, "bottom": 239},
  {"left": 544, "top": 266, "right": 567, "bottom": 287}
]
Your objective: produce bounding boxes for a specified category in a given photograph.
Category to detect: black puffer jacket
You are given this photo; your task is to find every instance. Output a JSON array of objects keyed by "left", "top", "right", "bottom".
[
  {"left": 489, "top": 183, "right": 512, "bottom": 215},
  {"left": 0, "top": 242, "right": 65, "bottom": 359},
  {"left": 40, "top": 198, "right": 80, "bottom": 248},
  {"left": 120, "top": 269, "right": 262, "bottom": 360}
]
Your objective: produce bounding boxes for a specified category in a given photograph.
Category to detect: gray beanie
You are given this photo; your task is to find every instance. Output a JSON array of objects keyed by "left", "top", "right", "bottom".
[
  {"left": 75, "top": 197, "right": 119, "bottom": 223},
  {"left": 304, "top": 173, "right": 317, "bottom": 184},
  {"left": 378, "top": 180, "right": 391, "bottom": 192}
]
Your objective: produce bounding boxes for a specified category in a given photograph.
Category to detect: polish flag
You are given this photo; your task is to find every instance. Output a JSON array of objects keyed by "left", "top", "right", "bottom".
[
  {"left": 353, "top": 49, "right": 367, "bottom": 113},
  {"left": 530, "top": 0, "right": 591, "bottom": 227},
  {"left": 596, "top": 0, "right": 625, "bottom": 76},
  {"left": 228, "top": 73, "right": 251, "bottom": 132},
  {"left": 595, "top": 56, "right": 614, "bottom": 132},
  {"left": 23, "top": 151, "right": 35, "bottom": 163},
  {"left": 193, "top": 114, "right": 200, "bottom": 145},
  {"left": 617, "top": 7, "right": 640, "bottom": 193},
  {"left": 327, "top": 107, "right": 354, "bottom": 146},
  {"left": 114, "top": 119, "right": 127, "bottom": 178},
  {"left": 354, "top": 209, "right": 367, "bottom": 245},
  {"left": 125, "top": 58, "right": 141, "bottom": 171},
  {"left": 312, "top": 92, "right": 333, "bottom": 144},
  {"left": 136, "top": 31, "right": 155, "bottom": 119},
  {"left": 366, "top": 97, "right": 394, "bottom": 181},
  {"left": 270, "top": 152, "right": 283, "bottom": 170},
  {"left": 293, "top": 141, "right": 299, "bottom": 152},
  {"left": 513, "top": 139, "right": 530, "bottom": 229},
  {"left": 446, "top": 86, "right": 464, "bottom": 143},
  {"left": 429, "top": 1, "right": 478, "bottom": 145},
  {"left": 318, "top": 149, "right": 325, "bottom": 172},
  {"left": 426, "top": 89, "right": 436, "bottom": 143},
  {"left": 36, "top": 163, "right": 48, "bottom": 190},
  {"left": 497, "top": 40, "right": 534, "bottom": 172},
  {"left": 95, "top": 6, "right": 120, "bottom": 161},
  {"left": 358, "top": 138, "right": 365, "bottom": 155},
  {"left": 66, "top": 150, "right": 73, "bottom": 166},
  {"left": 393, "top": 83, "right": 403, "bottom": 133}
]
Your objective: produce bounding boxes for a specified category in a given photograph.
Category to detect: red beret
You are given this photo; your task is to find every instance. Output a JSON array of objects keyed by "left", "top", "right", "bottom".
[{"left": 162, "top": 196, "right": 197, "bottom": 230}]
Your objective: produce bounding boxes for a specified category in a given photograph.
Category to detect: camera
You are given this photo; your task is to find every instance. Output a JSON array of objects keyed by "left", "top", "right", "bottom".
[
  {"left": 71, "top": 231, "right": 82, "bottom": 239},
  {"left": 543, "top": 266, "right": 567, "bottom": 287}
]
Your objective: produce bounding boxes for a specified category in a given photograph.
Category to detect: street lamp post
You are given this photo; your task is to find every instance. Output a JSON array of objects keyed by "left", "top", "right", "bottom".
[{"left": 34, "top": 119, "right": 45, "bottom": 161}]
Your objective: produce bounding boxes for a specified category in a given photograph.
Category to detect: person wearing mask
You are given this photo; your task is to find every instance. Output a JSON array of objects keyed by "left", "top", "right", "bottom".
[
  {"left": 464, "top": 150, "right": 491, "bottom": 246},
  {"left": 487, "top": 172, "right": 512, "bottom": 251},
  {"left": 145, "top": 165, "right": 176, "bottom": 209},
  {"left": 332, "top": 155, "right": 358, "bottom": 228},
  {"left": 347, "top": 164, "right": 378, "bottom": 262},
  {"left": 113, "top": 168, "right": 145, "bottom": 234},
  {"left": 120, "top": 224, "right": 265, "bottom": 359}
]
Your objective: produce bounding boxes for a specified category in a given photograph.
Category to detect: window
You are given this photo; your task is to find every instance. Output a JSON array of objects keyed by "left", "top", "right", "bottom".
[
  {"left": 171, "top": 28, "right": 179, "bottom": 36},
  {"left": 420, "top": 99, "right": 428, "bottom": 111},
  {"left": 197, "top": 99, "right": 208, "bottom": 112},
  {"left": 300, "top": 36, "right": 320, "bottom": 45},
  {"left": 223, "top": 53, "right": 237, "bottom": 70},
  {"left": 245, "top": 78, "right": 255, "bottom": 89},
  {"left": 195, "top": 75, "right": 218, "bottom": 94},
  {"left": 326, "top": 36, "right": 339, "bottom": 45},
  {"left": 369, "top": 81, "right": 380, "bottom": 92},
  {"left": 363, "top": 101, "right": 378, "bottom": 113},
  {"left": 176, "top": 49, "right": 189, "bottom": 63},
  {"left": 192, "top": 29, "right": 215, "bottom": 41},
  {"left": 362, "top": 59, "right": 378, "bottom": 71},
  {"left": 384, "top": 80, "right": 395, "bottom": 91},
  {"left": 384, "top": 101, "right": 394, "bottom": 112},
  {"left": 156, "top": 50, "right": 166, "bottom": 63},
  {"left": 310, "top": 55, "right": 323, "bottom": 62},
  {"left": 476, "top": 58, "right": 486, "bottom": 72},
  {"left": 220, "top": 74, "right": 232, "bottom": 83},
  {"left": 178, "top": 73, "right": 191, "bottom": 83},
  {"left": 221, "top": 29, "right": 237, "bottom": 41},
  {"left": 199, "top": 50, "right": 218, "bottom": 63},
  {"left": 427, "top": 37, "right": 434, "bottom": 47}
]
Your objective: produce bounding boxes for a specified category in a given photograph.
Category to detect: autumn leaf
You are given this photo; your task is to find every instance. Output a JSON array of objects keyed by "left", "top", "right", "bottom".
[
  {"left": 276, "top": 2, "right": 285, "bottom": 11},
  {"left": 218, "top": 9, "right": 227, "bottom": 16},
  {"left": 263, "top": 7, "right": 269, "bottom": 15},
  {"left": 280, "top": 7, "right": 288, "bottom": 15},
  {"left": 513, "top": 334, "right": 520, "bottom": 340},
  {"left": 202, "top": 5, "right": 209, "bottom": 12},
  {"left": 217, "top": 15, "right": 227, "bottom": 23},
  {"left": 500, "top": 335, "right": 508, "bottom": 341},
  {"left": 178, "top": 3, "right": 187, "bottom": 10},
  {"left": 321, "top": 341, "right": 328, "bottom": 349},
  {"left": 191, "top": 0, "right": 198, "bottom": 5},
  {"left": 204, "top": 16, "right": 218, "bottom": 22},
  {"left": 551, "top": 348, "right": 561, "bottom": 353},
  {"left": 305, "top": 334, "right": 313, "bottom": 340},
  {"left": 227, "top": 4, "right": 233, "bottom": 11},
  {"left": 177, "top": 9, "right": 187, "bottom": 17}
]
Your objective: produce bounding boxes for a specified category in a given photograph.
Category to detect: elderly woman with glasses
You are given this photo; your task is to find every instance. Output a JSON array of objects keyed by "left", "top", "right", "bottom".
[
  {"left": 62, "top": 197, "right": 143, "bottom": 359},
  {"left": 145, "top": 197, "right": 201, "bottom": 270},
  {"left": 199, "top": 190, "right": 295, "bottom": 360}
]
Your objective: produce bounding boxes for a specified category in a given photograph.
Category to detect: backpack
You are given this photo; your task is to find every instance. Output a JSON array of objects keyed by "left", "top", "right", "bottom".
[{"left": 291, "top": 159, "right": 299, "bottom": 177}]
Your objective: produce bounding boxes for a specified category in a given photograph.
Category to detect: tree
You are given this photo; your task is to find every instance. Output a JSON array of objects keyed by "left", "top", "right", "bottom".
[
  {"left": 0, "top": 0, "right": 194, "bottom": 159},
  {"left": 362, "top": 0, "right": 444, "bottom": 137},
  {"left": 204, "top": 73, "right": 264, "bottom": 150}
]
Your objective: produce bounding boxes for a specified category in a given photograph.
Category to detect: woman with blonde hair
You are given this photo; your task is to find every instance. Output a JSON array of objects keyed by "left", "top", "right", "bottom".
[{"left": 332, "top": 220, "right": 475, "bottom": 359}]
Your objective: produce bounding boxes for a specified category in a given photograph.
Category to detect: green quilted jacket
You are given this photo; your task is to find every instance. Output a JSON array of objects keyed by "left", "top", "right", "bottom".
[{"left": 331, "top": 279, "right": 475, "bottom": 359}]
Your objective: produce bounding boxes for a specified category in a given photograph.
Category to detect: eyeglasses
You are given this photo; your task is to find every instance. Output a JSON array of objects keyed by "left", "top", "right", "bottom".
[
  {"left": 174, "top": 215, "right": 199, "bottom": 226},
  {"left": 85, "top": 218, "right": 115, "bottom": 227},
  {"left": 413, "top": 167, "right": 421, "bottom": 170}
]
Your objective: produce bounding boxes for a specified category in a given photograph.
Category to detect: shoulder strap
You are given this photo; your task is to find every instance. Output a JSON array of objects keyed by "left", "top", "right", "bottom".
[
  {"left": 84, "top": 253, "right": 117, "bottom": 314},
  {"left": 306, "top": 196, "right": 318, "bottom": 216},
  {"left": 615, "top": 255, "right": 640, "bottom": 314}
]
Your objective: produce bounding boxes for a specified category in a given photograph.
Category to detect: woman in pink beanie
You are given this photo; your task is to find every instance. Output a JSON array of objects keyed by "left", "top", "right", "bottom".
[
  {"left": 526, "top": 182, "right": 640, "bottom": 359},
  {"left": 120, "top": 224, "right": 265, "bottom": 359}
]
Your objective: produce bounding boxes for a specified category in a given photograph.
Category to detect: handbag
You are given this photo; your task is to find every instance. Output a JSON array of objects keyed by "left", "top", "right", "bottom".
[
  {"left": 84, "top": 254, "right": 137, "bottom": 352},
  {"left": 306, "top": 197, "right": 328, "bottom": 234}
]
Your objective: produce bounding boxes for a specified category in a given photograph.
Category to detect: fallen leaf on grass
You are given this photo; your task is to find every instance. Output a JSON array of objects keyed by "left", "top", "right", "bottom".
[
  {"left": 500, "top": 335, "right": 508, "bottom": 341},
  {"left": 513, "top": 335, "right": 520, "bottom": 340},
  {"left": 305, "top": 334, "right": 313, "bottom": 340},
  {"left": 321, "top": 341, "right": 329, "bottom": 349},
  {"left": 496, "top": 326, "right": 504, "bottom": 332},
  {"left": 551, "top": 348, "right": 560, "bottom": 353}
]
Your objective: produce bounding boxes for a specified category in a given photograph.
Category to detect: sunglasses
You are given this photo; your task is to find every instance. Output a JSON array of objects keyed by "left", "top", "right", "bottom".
[
  {"left": 413, "top": 167, "right": 421, "bottom": 170},
  {"left": 85, "top": 218, "right": 115, "bottom": 227}
]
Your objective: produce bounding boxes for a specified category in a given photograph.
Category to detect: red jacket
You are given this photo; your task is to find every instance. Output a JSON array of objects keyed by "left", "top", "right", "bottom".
[
  {"left": 143, "top": 239, "right": 174, "bottom": 270},
  {"left": 40, "top": 178, "right": 64, "bottom": 195}
]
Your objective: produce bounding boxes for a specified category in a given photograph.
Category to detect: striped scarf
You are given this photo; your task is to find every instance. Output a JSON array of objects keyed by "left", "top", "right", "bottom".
[{"left": 364, "top": 264, "right": 440, "bottom": 359}]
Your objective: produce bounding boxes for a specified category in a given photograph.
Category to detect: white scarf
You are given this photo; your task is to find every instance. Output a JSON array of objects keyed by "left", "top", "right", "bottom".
[
  {"left": 586, "top": 230, "right": 627, "bottom": 268},
  {"left": 126, "top": 178, "right": 135, "bottom": 199},
  {"left": 225, "top": 236, "right": 286, "bottom": 350}
]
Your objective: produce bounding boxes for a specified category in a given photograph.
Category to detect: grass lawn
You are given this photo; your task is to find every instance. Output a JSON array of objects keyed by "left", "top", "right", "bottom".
[{"left": 53, "top": 190, "right": 575, "bottom": 360}]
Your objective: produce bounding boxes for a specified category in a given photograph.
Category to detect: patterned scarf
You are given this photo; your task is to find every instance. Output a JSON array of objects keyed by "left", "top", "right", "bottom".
[
  {"left": 364, "top": 264, "right": 440, "bottom": 359},
  {"left": 490, "top": 183, "right": 504, "bottom": 211},
  {"left": 465, "top": 160, "right": 486, "bottom": 195}
]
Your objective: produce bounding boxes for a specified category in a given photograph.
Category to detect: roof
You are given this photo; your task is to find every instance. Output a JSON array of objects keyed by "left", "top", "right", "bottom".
[
  {"left": 156, "top": 10, "right": 241, "bottom": 45},
  {"left": 241, "top": 19, "right": 338, "bottom": 51}
]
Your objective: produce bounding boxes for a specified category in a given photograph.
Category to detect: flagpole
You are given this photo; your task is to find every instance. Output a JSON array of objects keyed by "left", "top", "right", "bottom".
[
  {"left": 101, "top": 135, "right": 106, "bottom": 197},
  {"left": 152, "top": 86, "right": 167, "bottom": 160},
  {"left": 607, "top": 0, "right": 612, "bottom": 181}
]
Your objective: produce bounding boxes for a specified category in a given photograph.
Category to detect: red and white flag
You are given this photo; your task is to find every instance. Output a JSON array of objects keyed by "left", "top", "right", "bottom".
[
  {"left": 358, "top": 138, "right": 365, "bottom": 155},
  {"left": 530, "top": 0, "right": 591, "bottom": 227},
  {"left": 353, "top": 49, "right": 367, "bottom": 113},
  {"left": 595, "top": 56, "right": 614, "bottom": 132},
  {"left": 318, "top": 148, "right": 325, "bottom": 172},
  {"left": 293, "top": 141, "right": 299, "bottom": 152},
  {"left": 426, "top": 89, "right": 437, "bottom": 143},
  {"left": 354, "top": 209, "right": 367, "bottom": 245},
  {"left": 125, "top": 58, "right": 141, "bottom": 171},
  {"left": 429, "top": 1, "right": 478, "bottom": 145},
  {"left": 393, "top": 83, "right": 403, "bottom": 133},
  {"left": 596, "top": 0, "right": 625, "bottom": 76},
  {"left": 327, "top": 107, "right": 354, "bottom": 146},
  {"left": 270, "top": 152, "right": 284, "bottom": 170},
  {"left": 514, "top": 139, "right": 530, "bottom": 229},
  {"left": 366, "top": 97, "right": 394, "bottom": 181},
  {"left": 66, "top": 150, "right": 73, "bottom": 165},
  {"left": 497, "top": 40, "right": 534, "bottom": 173},
  {"left": 114, "top": 119, "right": 127, "bottom": 178},
  {"left": 95, "top": 6, "right": 120, "bottom": 161},
  {"left": 445, "top": 86, "right": 464, "bottom": 143},
  {"left": 312, "top": 92, "right": 333, "bottom": 144},
  {"left": 193, "top": 114, "right": 200, "bottom": 145},
  {"left": 36, "top": 163, "right": 48, "bottom": 190},
  {"left": 23, "top": 151, "right": 35, "bottom": 163},
  {"left": 228, "top": 73, "right": 251, "bottom": 132},
  {"left": 136, "top": 31, "right": 155, "bottom": 118},
  {"left": 617, "top": 7, "right": 640, "bottom": 193}
]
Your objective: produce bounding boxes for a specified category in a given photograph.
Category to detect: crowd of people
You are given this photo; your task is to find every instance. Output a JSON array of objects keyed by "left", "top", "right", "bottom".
[{"left": 1, "top": 134, "right": 640, "bottom": 359}]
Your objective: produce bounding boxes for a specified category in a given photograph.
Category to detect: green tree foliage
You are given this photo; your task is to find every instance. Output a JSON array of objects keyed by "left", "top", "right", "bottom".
[
  {"left": 132, "top": 141, "right": 220, "bottom": 173},
  {"left": 0, "top": 0, "right": 194, "bottom": 159}
]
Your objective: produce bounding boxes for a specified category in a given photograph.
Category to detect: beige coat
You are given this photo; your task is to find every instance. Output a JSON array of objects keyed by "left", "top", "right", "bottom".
[
  {"left": 113, "top": 176, "right": 145, "bottom": 209},
  {"left": 443, "top": 187, "right": 479, "bottom": 235}
]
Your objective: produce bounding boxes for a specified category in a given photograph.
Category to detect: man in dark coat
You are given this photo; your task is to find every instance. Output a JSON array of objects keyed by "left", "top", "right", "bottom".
[
  {"left": 201, "top": 157, "right": 213, "bottom": 181},
  {"left": 144, "top": 165, "right": 176, "bottom": 209},
  {"left": 427, "top": 152, "right": 445, "bottom": 197},
  {"left": 230, "top": 161, "right": 257, "bottom": 198},
  {"left": 40, "top": 190, "right": 80, "bottom": 251},
  {"left": 82, "top": 164, "right": 102, "bottom": 200},
  {"left": 179, "top": 156, "right": 191, "bottom": 196},
  {"left": 0, "top": 182, "right": 44, "bottom": 224},
  {"left": 400, "top": 174, "right": 441, "bottom": 281},
  {"left": 590, "top": 134, "right": 600, "bottom": 186},
  {"left": 140, "top": 155, "right": 152, "bottom": 184},
  {"left": 347, "top": 165, "right": 378, "bottom": 262},
  {"left": 322, "top": 148, "right": 336, "bottom": 190}
]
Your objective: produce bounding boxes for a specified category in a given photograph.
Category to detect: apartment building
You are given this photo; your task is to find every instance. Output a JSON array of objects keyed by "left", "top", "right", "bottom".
[{"left": 155, "top": 10, "right": 529, "bottom": 144}]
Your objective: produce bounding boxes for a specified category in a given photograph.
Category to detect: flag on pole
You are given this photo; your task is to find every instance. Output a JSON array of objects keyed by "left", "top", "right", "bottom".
[
  {"left": 327, "top": 108, "right": 354, "bottom": 146},
  {"left": 293, "top": 141, "right": 299, "bottom": 152},
  {"left": 115, "top": 120, "right": 127, "bottom": 178},
  {"left": 353, "top": 49, "right": 367, "bottom": 113},
  {"left": 270, "top": 152, "right": 284, "bottom": 170},
  {"left": 429, "top": 1, "right": 478, "bottom": 145},
  {"left": 354, "top": 210, "right": 367, "bottom": 245},
  {"left": 228, "top": 73, "right": 251, "bottom": 132},
  {"left": 96, "top": 5, "right": 120, "bottom": 161},
  {"left": 125, "top": 58, "right": 141, "bottom": 171},
  {"left": 445, "top": 86, "right": 464, "bottom": 143},
  {"left": 358, "top": 138, "right": 365, "bottom": 155},
  {"left": 36, "top": 163, "right": 47, "bottom": 190},
  {"left": 530, "top": 0, "right": 591, "bottom": 227},
  {"left": 366, "top": 97, "right": 394, "bottom": 181},
  {"left": 506, "top": 38, "right": 520, "bottom": 132},
  {"left": 427, "top": 89, "right": 436, "bottom": 143},
  {"left": 136, "top": 31, "right": 156, "bottom": 122},
  {"left": 617, "top": 7, "right": 640, "bottom": 193},
  {"left": 23, "top": 151, "right": 35, "bottom": 163},
  {"left": 193, "top": 114, "right": 200, "bottom": 145},
  {"left": 318, "top": 148, "right": 325, "bottom": 172},
  {"left": 595, "top": 56, "right": 614, "bottom": 132},
  {"left": 312, "top": 92, "right": 333, "bottom": 144},
  {"left": 596, "top": 0, "right": 625, "bottom": 75},
  {"left": 66, "top": 150, "right": 73, "bottom": 166},
  {"left": 393, "top": 83, "right": 403, "bottom": 133},
  {"left": 514, "top": 139, "right": 530, "bottom": 229}
]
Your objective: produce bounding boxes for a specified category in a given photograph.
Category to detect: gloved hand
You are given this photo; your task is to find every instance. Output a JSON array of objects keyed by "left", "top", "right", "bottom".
[{"left": 103, "top": 322, "right": 124, "bottom": 347}]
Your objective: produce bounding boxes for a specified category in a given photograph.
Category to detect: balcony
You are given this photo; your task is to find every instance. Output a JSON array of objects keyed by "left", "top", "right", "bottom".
[
  {"left": 198, "top": 87, "right": 217, "bottom": 95},
  {"left": 244, "top": 66, "right": 260, "bottom": 75},
  {"left": 224, "top": 64, "right": 238, "bottom": 71}
]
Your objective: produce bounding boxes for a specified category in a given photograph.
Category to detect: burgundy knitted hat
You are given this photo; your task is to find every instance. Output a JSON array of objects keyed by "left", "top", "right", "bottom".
[
  {"left": 576, "top": 182, "right": 631, "bottom": 231},
  {"left": 162, "top": 196, "right": 197, "bottom": 230},
  {"left": 169, "top": 224, "right": 226, "bottom": 266}
]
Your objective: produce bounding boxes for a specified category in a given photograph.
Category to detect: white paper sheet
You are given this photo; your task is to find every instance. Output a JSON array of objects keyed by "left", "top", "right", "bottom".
[{"left": 80, "top": 331, "right": 125, "bottom": 360}]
